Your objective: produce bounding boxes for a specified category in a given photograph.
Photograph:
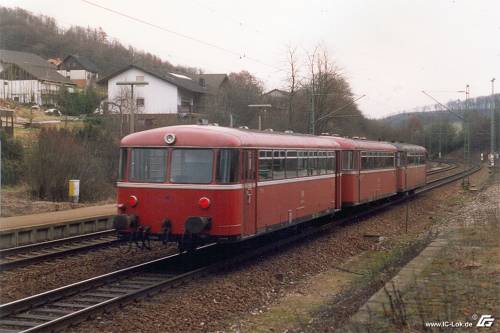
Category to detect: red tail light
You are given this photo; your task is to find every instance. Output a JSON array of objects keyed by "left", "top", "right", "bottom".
[
  {"left": 198, "top": 197, "right": 211, "bottom": 209},
  {"left": 129, "top": 195, "right": 139, "bottom": 207}
]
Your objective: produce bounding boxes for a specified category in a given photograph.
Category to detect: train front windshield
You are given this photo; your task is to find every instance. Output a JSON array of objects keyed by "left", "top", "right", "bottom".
[
  {"left": 170, "top": 149, "right": 213, "bottom": 184},
  {"left": 120, "top": 148, "right": 241, "bottom": 184}
]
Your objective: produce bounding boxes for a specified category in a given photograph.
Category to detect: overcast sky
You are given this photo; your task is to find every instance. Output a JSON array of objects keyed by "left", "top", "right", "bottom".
[{"left": 4, "top": 0, "right": 500, "bottom": 118}]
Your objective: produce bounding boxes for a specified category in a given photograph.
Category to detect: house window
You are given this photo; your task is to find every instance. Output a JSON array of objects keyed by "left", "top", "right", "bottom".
[
  {"left": 136, "top": 75, "right": 144, "bottom": 82},
  {"left": 136, "top": 98, "right": 145, "bottom": 107}
]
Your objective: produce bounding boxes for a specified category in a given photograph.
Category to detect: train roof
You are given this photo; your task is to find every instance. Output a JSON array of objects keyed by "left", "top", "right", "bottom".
[
  {"left": 121, "top": 125, "right": 341, "bottom": 149},
  {"left": 322, "top": 136, "right": 397, "bottom": 151},
  {"left": 391, "top": 142, "right": 427, "bottom": 153}
]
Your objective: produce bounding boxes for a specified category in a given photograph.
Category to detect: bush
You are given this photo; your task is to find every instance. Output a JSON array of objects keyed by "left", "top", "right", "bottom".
[
  {"left": 25, "top": 121, "right": 119, "bottom": 202},
  {"left": 0, "top": 131, "right": 24, "bottom": 186},
  {"left": 57, "top": 86, "right": 101, "bottom": 116}
]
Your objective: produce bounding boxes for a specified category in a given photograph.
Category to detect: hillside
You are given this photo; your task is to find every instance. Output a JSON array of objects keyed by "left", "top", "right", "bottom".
[
  {"left": 0, "top": 6, "right": 200, "bottom": 77},
  {"left": 383, "top": 93, "right": 499, "bottom": 128}
]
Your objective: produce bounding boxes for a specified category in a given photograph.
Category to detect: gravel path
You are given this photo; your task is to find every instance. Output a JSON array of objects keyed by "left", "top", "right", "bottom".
[{"left": 66, "top": 168, "right": 489, "bottom": 333}]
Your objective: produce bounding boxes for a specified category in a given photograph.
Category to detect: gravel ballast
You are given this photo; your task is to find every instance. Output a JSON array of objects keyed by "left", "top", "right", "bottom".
[{"left": 65, "top": 168, "right": 490, "bottom": 333}]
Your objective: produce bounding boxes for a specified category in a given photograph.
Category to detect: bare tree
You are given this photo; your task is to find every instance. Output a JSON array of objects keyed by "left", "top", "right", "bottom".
[
  {"left": 286, "top": 45, "right": 300, "bottom": 129},
  {"left": 106, "top": 87, "right": 132, "bottom": 136}
]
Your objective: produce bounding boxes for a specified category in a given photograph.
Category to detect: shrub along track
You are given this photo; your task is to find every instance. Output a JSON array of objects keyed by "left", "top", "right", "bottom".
[{"left": 0, "top": 166, "right": 480, "bottom": 333}]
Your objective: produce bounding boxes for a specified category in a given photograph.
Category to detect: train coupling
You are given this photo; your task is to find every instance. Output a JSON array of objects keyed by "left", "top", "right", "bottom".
[
  {"left": 185, "top": 216, "right": 212, "bottom": 234},
  {"left": 113, "top": 214, "right": 138, "bottom": 231}
]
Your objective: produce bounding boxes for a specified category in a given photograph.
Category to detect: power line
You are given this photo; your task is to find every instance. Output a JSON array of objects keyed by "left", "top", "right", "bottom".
[
  {"left": 188, "top": 0, "right": 264, "bottom": 35},
  {"left": 79, "top": 0, "right": 283, "bottom": 71}
]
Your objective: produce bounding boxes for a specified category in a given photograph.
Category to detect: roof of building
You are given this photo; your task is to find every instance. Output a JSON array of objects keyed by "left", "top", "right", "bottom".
[
  {"left": 263, "top": 89, "right": 289, "bottom": 97},
  {"left": 98, "top": 64, "right": 207, "bottom": 94},
  {"left": 59, "top": 54, "right": 99, "bottom": 73},
  {"left": 0, "top": 49, "right": 73, "bottom": 84},
  {"left": 192, "top": 73, "right": 228, "bottom": 94},
  {"left": 121, "top": 125, "right": 341, "bottom": 149}
]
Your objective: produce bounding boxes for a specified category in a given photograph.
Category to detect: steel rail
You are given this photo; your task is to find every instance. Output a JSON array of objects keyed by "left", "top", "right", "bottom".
[
  {"left": 0, "top": 166, "right": 481, "bottom": 333},
  {"left": 0, "top": 230, "right": 121, "bottom": 271},
  {"left": 426, "top": 163, "right": 457, "bottom": 175}
]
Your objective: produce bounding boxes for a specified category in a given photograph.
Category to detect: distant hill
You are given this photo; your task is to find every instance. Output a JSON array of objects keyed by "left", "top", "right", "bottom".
[
  {"left": 0, "top": 6, "right": 201, "bottom": 77},
  {"left": 379, "top": 93, "right": 499, "bottom": 155},
  {"left": 382, "top": 93, "right": 499, "bottom": 127}
]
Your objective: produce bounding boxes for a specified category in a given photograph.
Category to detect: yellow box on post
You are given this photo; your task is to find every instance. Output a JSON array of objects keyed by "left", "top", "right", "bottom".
[{"left": 69, "top": 179, "right": 80, "bottom": 203}]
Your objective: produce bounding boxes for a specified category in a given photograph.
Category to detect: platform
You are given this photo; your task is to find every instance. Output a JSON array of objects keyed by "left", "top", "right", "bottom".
[{"left": 0, "top": 204, "right": 116, "bottom": 249}]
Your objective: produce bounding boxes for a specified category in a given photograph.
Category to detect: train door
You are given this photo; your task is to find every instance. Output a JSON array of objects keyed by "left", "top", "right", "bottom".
[
  {"left": 356, "top": 151, "right": 361, "bottom": 203},
  {"left": 396, "top": 151, "right": 407, "bottom": 191},
  {"left": 335, "top": 150, "right": 342, "bottom": 210},
  {"left": 242, "top": 150, "right": 257, "bottom": 236}
]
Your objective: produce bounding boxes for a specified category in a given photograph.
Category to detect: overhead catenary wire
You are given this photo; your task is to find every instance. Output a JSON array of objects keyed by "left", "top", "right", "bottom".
[
  {"left": 79, "top": 0, "right": 284, "bottom": 72},
  {"left": 78, "top": 0, "right": 367, "bottom": 107}
]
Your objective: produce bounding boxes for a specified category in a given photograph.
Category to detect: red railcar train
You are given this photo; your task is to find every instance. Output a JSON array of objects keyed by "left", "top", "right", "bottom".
[{"left": 113, "top": 125, "right": 427, "bottom": 249}]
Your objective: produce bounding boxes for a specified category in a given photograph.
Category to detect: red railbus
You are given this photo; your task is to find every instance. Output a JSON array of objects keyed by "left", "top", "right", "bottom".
[
  {"left": 114, "top": 125, "right": 427, "bottom": 250},
  {"left": 393, "top": 143, "right": 427, "bottom": 192},
  {"left": 114, "top": 125, "right": 341, "bottom": 249},
  {"left": 324, "top": 136, "right": 398, "bottom": 206}
]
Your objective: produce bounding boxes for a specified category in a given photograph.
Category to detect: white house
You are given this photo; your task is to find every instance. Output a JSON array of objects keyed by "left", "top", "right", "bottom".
[
  {"left": 0, "top": 49, "right": 75, "bottom": 105},
  {"left": 99, "top": 65, "right": 207, "bottom": 114},
  {"left": 57, "top": 55, "right": 99, "bottom": 88}
]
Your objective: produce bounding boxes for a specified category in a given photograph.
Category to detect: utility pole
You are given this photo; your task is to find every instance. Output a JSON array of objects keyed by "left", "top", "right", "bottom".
[
  {"left": 421, "top": 90, "right": 468, "bottom": 181},
  {"left": 248, "top": 104, "right": 272, "bottom": 130},
  {"left": 116, "top": 81, "right": 149, "bottom": 133},
  {"left": 464, "top": 84, "right": 471, "bottom": 187},
  {"left": 436, "top": 104, "right": 442, "bottom": 159},
  {"left": 310, "top": 90, "right": 315, "bottom": 135},
  {"left": 491, "top": 78, "right": 496, "bottom": 163}
]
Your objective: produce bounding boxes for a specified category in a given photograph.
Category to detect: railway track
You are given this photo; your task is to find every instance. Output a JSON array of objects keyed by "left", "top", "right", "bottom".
[
  {"left": 0, "top": 161, "right": 454, "bottom": 272},
  {"left": 0, "top": 230, "right": 121, "bottom": 271},
  {"left": 0, "top": 165, "right": 481, "bottom": 333},
  {"left": 426, "top": 162, "right": 457, "bottom": 175}
]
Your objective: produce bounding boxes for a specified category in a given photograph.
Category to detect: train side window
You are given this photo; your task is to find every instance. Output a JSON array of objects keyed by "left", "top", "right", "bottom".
[
  {"left": 361, "top": 151, "right": 377, "bottom": 170},
  {"left": 342, "top": 151, "right": 354, "bottom": 170},
  {"left": 297, "top": 151, "right": 308, "bottom": 177},
  {"left": 307, "top": 151, "right": 316, "bottom": 176},
  {"left": 272, "top": 150, "right": 285, "bottom": 180},
  {"left": 258, "top": 150, "right": 273, "bottom": 180},
  {"left": 315, "top": 152, "right": 321, "bottom": 175},
  {"left": 374, "top": 152, "right": 381, "bottom": 168},
  {"left": 327, "top": 151, "right": 336, "bottom": 173},
  {"left": 396, "top": 152, "right": 402, "bottom": 167},
  {"left": 216, "top": 149, "right": 240, "bottom": 183},
  {"left": 306, "top": 151, "right": 313, "bottom": 176},
  {"left": 318, "top": 151, "right": 327, "bottom": 174},
  {"left": 118, "top": 148, "right": 128, "bottom": 181},
  {"left": 286, "top": 150, "right": 298, "bottom": 178},
  {"left": 408, "top": 154, "right": 416, "bottom": 165}
]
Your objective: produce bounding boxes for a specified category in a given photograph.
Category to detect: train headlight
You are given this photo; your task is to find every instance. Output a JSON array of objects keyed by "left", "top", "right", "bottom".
[
  {"left": 164, "top": 133, "right": 176, "bottom": 145},
  {"left": 128, "top": 195, "right": 139, "bottom": 207},
  {"left": 198, "top": 197, "right": 211, "bottom": 209}
]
